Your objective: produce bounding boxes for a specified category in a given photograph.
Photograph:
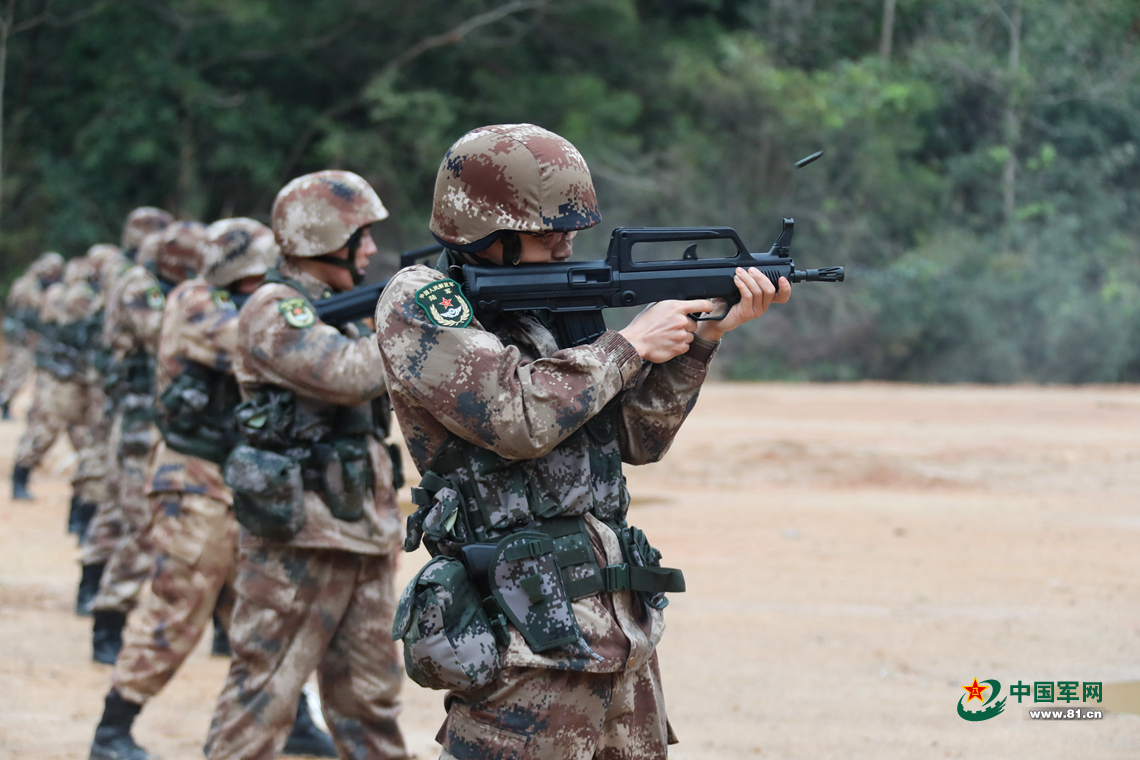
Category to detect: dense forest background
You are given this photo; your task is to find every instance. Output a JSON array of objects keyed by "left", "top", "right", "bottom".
[{"left": 0, "top": 0, "right": 1138, "bottom": 382}]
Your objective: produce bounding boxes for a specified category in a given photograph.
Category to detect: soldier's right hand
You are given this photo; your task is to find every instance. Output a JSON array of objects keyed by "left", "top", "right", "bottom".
[{"left": 618, "top": 299, "right": 716, "bottom": 364}]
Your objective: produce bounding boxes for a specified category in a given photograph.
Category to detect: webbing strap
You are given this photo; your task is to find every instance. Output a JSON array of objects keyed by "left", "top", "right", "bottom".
[{"left": 603, "top": 564, "right": 686, "bottom": 595}]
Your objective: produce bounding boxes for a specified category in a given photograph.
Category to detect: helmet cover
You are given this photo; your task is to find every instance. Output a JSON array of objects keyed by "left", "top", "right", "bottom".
[
  {"left": 30, "top": 251, "right": 65, "bottom": 283},
  {"left": 121, "top": 207, "right": 174, "bottom": 251},
  {"left": 271, "top": 170, "right": 388, "bottom": 258},
  {"left": 154, "top": 221, "right": 208, "bottom": 284},
  {"left": 429, "top": 123, "right": 600, "bottom": 250},
  {"left": 202, "top": 218, "right": 280, "bottom": 288}
]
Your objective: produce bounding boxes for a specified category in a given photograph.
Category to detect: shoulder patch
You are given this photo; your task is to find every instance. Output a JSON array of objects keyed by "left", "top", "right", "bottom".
[
  {"left": 278, "top": 297, "right": 316, "bottom": 329},
  {"left": 144, "top": 285, "right": 165, "bottom": 311},
  {"left": 414, "top": 279, "right": 472, "bottom": 328},
  {"left": 211, "top": 289, "right": 237, "bottom": 311}
]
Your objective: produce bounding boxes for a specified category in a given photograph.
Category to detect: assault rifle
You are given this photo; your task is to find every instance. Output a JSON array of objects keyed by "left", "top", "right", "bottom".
[
  {"left": 313, "top": 243, "right": 443, "bottom": 326},
  {"left": 462, "top": 219, "right": 843, "bottom": 348}
]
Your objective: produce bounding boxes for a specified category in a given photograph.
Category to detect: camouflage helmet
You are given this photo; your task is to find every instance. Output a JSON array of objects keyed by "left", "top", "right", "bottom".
[
  {"left": 271, "top": 170, "right": 387, "bottom": 258},
  {"left": 30, "top": 251, "right": 65, "bottom": 284},
  {"left": 64, "top": 257, "right": 97, "bottom": 286},
  {"left": 154, "top": 221, "right": 208, "bottom": 284},
  {"left": 121, "top": 207, "right": 174, "bottom": 251},
  {"left": 136, "top": 231, "right": 163, "bottom": 270},
  {"left": 84, "top": 244, "right": 122, "bottom": 281},
  {"left": 202, "top": 218, "right": 279, "bottom": 288},
  {"left": 429, "top": 123, "right": 601, "bottom": 252}
]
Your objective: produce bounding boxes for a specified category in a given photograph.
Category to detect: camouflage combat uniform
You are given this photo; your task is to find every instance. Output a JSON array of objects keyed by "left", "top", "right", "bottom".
[
  {"left": 87, "top": 258, "right": 168, "bottom": 611},
  {"left": 376, "top": 261, "right": 715, "bottom": 759},
  {"left": 13, "top": 279, "right": 94, "bottom": 472},
  {"left": 1, "top": 271, "right": 44, "bottom": 410},
  {"left": 205, "top": 259, "right": 409, "bottom": 760},
  {"left": 113, "top": 277, "right": 241, "bottom": 704}
]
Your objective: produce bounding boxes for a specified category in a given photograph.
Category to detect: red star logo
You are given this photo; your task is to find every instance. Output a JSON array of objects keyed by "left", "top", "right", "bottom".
[
  {"left": 440, "top": 298, "right": 453, "bottom": 307},
  {"left": 962, "top": 678, "right": 989, "bottom": 704}
]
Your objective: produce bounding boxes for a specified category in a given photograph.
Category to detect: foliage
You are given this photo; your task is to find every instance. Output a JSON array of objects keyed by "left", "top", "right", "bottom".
[{"left": 1, "top": 0, "right": 1139, "bottom": 382}]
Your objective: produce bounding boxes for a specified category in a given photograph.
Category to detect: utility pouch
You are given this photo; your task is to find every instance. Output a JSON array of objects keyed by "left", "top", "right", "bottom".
[
  {"left": 391, "top": 555, "right": 504, "bottom": 692},
  {"left": 614, "top": 524, "right": 685, "bottom": 611},
  {"left": 119, "top": 393, "right": 155, "bottom": 456},
  {"left": 234, "top": 389, "right": 295, "bottom": 450},
  {"left": 314, "top": 438, "right": 371, "bottom": 522},
  {"left": 223, "top": 444, "right": 305, "bottom": 541},
  {"left": 485, "top": 530, "right": 582, "bottom": 653}
]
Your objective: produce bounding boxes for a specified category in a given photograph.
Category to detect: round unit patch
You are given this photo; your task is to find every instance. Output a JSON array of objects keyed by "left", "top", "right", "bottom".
[
  {"left": 279, "top": 297, "right": 316, "bottom": 328},
  {"left": 414, "top": 279, "right": 472, "bottom": 328}
]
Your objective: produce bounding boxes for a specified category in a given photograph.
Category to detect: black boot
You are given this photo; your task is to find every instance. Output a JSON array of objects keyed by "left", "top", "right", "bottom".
[
  {"left": 12, "top": 465, "right": 32, "bottom": 500},
  {"left": 210, "top": 611, "right": 231, "bottom": 657},
  {"left": 88, "top": 689, "right": 156, "bottom": 760},
  {"left": 282, "top": 692, "right": 337, "bottom": 758},
  {"left": 1, "top": 400, "right": 10, "bottom": 420},
  {"left": 77, "top": 563, "right": 105, "bottom": 617},
  {"left": 76, "top": 502, "right": 98, "bottom": 542},
  {"left": 92, "top": 610, "right": 126, "bottom": 665}
]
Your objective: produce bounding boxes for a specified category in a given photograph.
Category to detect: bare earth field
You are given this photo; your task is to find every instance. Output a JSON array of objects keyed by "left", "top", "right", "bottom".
[{"left": 1, "top": 381, "right": 1139, "bottom": 759}]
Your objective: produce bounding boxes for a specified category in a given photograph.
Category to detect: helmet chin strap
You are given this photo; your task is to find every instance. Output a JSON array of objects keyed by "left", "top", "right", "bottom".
[{"left": 311, "top": 228, "right": 366, "bottom": 289}]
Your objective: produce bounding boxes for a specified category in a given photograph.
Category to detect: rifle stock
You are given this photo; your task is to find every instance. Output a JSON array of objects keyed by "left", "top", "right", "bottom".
[{"left": 312, "top": 243, "right": 442, "bottom": 326}]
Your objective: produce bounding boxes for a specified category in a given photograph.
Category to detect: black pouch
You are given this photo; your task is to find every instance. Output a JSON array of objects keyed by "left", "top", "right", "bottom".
[
  {"left": 223, "top": 444, "right": 305, "bottom": 540},
  {"left": 315, "top": 438, "right": 372, "bottom": 522},
  {"left": 234, "top": 389, "right": 295, "bottom": 450},
  {"left": 119, "top": 393, "right": 155, "bottom": 456}
]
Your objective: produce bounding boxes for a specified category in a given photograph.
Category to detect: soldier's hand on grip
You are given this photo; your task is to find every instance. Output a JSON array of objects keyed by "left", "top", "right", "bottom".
[{"left": 619, "top": 298, "right": 716, "bottom": 364}]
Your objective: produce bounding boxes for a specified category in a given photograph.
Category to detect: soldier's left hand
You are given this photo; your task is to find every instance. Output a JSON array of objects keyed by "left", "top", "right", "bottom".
[{"left": 695, "top": 267, "right": 790, "bottom": 342}]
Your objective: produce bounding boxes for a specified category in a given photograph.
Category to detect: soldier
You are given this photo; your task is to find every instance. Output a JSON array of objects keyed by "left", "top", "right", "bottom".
[
  {"left": 1, "top": 252, "right": 64, "bottom": 422},
  {"left": 88, "top": 218, "right": 337, "bottom": 760},
  {"left": 7, "top": 252, "right": 64, "bottom": 494},
  {"left": 204, "top": 171, "right": 409, "bottom": 760},
  {"left": 11, "top": 255, "right": 96, "bottom": 503},
  {"left": 68, "top": 244, "right": 127, "bottom": 539},
  {"left": 88, "top": 221, "right": 206, "bottom": 663},
  {"left": 375, "top": 123, "right": 789, "bottom": 760}
]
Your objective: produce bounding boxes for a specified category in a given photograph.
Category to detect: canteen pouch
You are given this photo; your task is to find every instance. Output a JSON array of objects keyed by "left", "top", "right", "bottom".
[
  {"left": 486, "top": 530, "right": 582, "bottom": 652},
  {"left": 223, "top": 444, "right": 305, "bottom": 541},
  {"left": 119, "top": 393, "right": 155, "bottom": 456},
  {"left": 314, "top": 438, "right": 371, "bottom": 522},
  {"left": 392, "top": 555, "right": 503, "bottom": 692}
]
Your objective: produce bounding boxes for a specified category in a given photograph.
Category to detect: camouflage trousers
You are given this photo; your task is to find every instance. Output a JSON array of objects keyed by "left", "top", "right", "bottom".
[
  {"left": 113, "top": 492, "right": 238, "bottom": 705},
  {"left": 14, "top": 370, "right": 91, "bottom": 470},
  {"left": 85, "top": 409, "right": 157, "bottom": 613},
  {"left": 205, "top": 546, "right": 409, "bottom": 760},
  {"left": 0, "top": 343, "right": 33, "bottom": 406},
  {"left": 438, "top": 655, "right": 676, "bottom": 760}
]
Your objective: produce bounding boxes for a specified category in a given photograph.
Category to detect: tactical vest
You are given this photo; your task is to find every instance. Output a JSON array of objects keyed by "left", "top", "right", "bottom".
[
  {"left": 224, "top": 269, "right": 402, "bottom": 541},
  {"left": 157, "top": 361, "right": 243, "bottom": 465},
  {"left": 399, "top": 259, "right": 684, "bottom": 658}
]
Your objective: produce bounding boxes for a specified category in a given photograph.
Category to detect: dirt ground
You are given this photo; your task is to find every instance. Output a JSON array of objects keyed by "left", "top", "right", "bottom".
[{"left": 1, "top": 380, "right": 1139, "bottom": 759}]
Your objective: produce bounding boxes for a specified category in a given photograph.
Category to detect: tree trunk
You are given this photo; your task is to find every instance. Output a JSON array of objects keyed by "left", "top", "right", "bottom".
[
  {"left": 1002, "top": 0, "right": 1022, "bottom": 234},
  {"left": 880, "top": 0, "right": 897, "bottom": 60},
  {"left": 0, "top": 0, "right": 17, "bottom": 234}
]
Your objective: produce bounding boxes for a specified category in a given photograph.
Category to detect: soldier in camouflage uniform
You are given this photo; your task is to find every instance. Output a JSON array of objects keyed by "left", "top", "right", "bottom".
[
  {"left": 2, "top": 252, "right": 64, "bottom": 421},
  {"left": 7, "top": 252, "right": 64, "bottom": 495},
  {"left": 77, "top": 207, "right": 172, "bottom": 601},
  {"left": 88, "top": 221, "right": 206, "bottom": 664},
  {"left": 204, "top": 171, "right": 409, "bottom": 760},
  {"left": 11, "top": 256, "right": 98, "bottom": 503},
  {"left": 89, "top": 218, "right": 338, "bottom": 760},
  {"left": 375, "top": 124, "right": 789, "bottom": 760}
]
